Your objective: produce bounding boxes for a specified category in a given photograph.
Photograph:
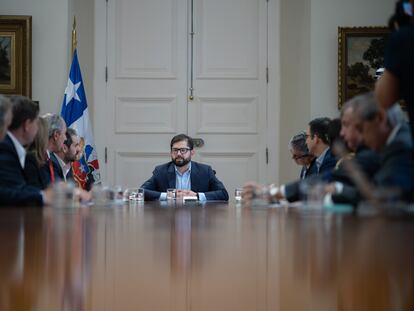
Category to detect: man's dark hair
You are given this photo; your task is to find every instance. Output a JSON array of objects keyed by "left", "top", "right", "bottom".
[
  {"left": 64, "top": 128, "right": 78, "bottom": 148},
  {"left": 8, "top": 96, "right": 39, "bottom": 130},
  {"left": 170, "top": 134, "right": 194, "bottom": 150},
  {"left": 308, "top": 117, "right": 331, "bottom": 145}
]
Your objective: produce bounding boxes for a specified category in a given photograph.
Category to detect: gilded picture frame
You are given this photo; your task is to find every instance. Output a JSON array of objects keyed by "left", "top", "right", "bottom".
[
  {"left": 338, "top": 26, "right": 390, "bottom": 109},
  {"left": 0, "top": 16, "right": 32, "bottom": 97}
]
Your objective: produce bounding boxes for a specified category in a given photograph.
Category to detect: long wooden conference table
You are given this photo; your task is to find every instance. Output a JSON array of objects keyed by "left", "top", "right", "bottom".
[{"left": 0, "top": 201, "right": 413, "bottom": 310}]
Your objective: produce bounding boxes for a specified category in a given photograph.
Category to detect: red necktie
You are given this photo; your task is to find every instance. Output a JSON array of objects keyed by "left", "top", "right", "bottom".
[{"left": 49, "top": 158, "right": 55, "bottom": 183}]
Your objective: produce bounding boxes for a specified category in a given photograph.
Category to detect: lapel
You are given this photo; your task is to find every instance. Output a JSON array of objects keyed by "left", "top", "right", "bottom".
[
  {"left": 167, "top": 162, "right": 176, "bottom": 188},
  {"left": 190, "top": 162, "right": 200, "bottom": 192}
]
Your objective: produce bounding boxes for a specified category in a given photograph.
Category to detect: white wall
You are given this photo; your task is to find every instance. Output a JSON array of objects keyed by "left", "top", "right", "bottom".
[
  {"left": 279, "top": 0, "right": 311, "bottom": 183},
  {"left": 310, "top": 0, "right": 395, "bottom": 118},
  {"left": 2, "top": 0, "right": 396, "bottom": 184},
  {"left": 2, "top": 0, "right": 71, "bottom": 115},
  {"left": 72, "top": 0, "right": 95, "bottom": 120},
  {"left": 278, "top": 0, "right": 394, "bottom": 183}
]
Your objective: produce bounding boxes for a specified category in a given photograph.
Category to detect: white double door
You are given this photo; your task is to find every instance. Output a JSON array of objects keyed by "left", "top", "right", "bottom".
[{"left": 102, "top": 0, "right": 270, "bottom": 194}]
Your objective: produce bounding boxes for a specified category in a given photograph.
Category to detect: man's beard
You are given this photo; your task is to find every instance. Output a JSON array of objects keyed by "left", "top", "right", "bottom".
[{"left": 172, "top": 156, "right": 191, "bottom": 167}]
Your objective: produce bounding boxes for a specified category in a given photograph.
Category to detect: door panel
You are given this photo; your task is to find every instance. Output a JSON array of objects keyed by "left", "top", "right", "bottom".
[
  {"left": 106, "top": 0, "right": 267, "bottom": 193},
  {"left": 107, "top": 0, "right": 188, "bottom": 188},
  {"left": 189, "top": 0, "right": 268, "bottom": 194}
]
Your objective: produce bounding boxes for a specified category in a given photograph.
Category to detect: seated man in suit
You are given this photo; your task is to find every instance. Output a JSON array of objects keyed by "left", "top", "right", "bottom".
[
  {"left": 305, "top": 117, "right": 337, "bottom": 175},
  {"left": 288, "top": 131, "right": 316, "bottom": 179},
  {"left": 141, "top": 134, "right": 229, "bottom": 201},
  {"left": 276, "top": 117, "right": 337, "bottom": 202},
  {"left": 326, "top": 92, "right": 414, "bottom": 204},
  {"left": 54, "top": 128, "right": 81, "bottom": 182},
  {"left": 42, "top": 113, "right": 67, "bottom": 183},
  {"left": 0, "top": 95, "right": 52, "bottom": 206}
]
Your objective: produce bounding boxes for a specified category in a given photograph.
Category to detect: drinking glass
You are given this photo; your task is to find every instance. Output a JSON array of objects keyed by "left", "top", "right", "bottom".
[
  {"left": 123, "top": 188, "right": 139, "bottom": 202},
  {"left": 137, "top": 188, "right": 145, "bottom": 201},
  {"left": 166, "top": 188, "right": 177, "bottom": 200},
  {"left": 234, "top": 187, "right": 243, "bottom": 201}
]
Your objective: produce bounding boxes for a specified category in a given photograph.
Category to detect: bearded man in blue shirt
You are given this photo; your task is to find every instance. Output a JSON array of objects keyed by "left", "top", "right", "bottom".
[{"left": 141, "top": 134, "right": 229, "bottom": 201}]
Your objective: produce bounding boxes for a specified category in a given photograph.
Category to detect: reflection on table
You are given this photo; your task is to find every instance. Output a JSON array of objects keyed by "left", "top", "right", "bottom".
[{"left": 0, "top": 202, "right": 413, "bottom": 311}]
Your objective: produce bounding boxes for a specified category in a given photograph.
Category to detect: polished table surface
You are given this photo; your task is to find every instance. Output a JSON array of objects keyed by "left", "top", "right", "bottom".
[{"left": 0, "top": 201, "right": 413, "bottom": 311}]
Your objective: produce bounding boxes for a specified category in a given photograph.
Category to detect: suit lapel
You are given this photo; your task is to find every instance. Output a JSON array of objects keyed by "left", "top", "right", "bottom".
[
  {"left": 167, "top": 163, "right": 176, "bottom": 188},
  {"left": 190, "top": 162, "right": 200, "bottom": 192}
]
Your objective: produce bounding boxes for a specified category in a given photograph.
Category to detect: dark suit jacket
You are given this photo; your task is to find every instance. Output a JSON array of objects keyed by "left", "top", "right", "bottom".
[
  {"left": 299, "top": 158, "right": 317, "bottom": 179},
  {"left": 331, "top": 145, "right": 381, "bottom": 186},
  {"left": 333, "top": 124, "right": 414, "bottom": 205},
  {"left": 39, "top": 152, "right": 63, "bottom": 185},
  {"left": 24, "top": 153, "right": 50, "bottom": 190},
  {"left": 285, "top": 148, "right": 337, "bottom": 202},
  {"left": 0, "top": 135, "right": 43, "bottom": 206},
  {"left": 141, "top": 161, "right": 229, "bottom": 201},
  {"left": 316, "top": 148, "right": 337, "bottom": 178}
]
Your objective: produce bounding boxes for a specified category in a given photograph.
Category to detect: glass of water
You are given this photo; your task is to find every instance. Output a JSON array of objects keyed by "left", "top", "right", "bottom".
[
  {"left": 166, "top": 188, "right": 176, "bottom": 200},
  {"left": 123, "top": 188, "right": 140, "bottom": 202},
  {"left": 137, "top": 188, "right": 145, "bottom": 201},
  {"left": 234, "top": 187, "right": 243, "bottom": 202}
]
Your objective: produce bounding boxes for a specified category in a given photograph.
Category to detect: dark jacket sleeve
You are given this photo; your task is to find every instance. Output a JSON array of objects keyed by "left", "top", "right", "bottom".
[
  {"left": 284, "top": 180, "right": 301, "bottom": 202},
  {"left": 203, "top": 165, "right": 229, "bottom": 201},
  {"left": 141, "top": 166, "right": 163, "bottom": 201},
  {"left": 0, "top": 187, "right": 43, "bottom": 207}
]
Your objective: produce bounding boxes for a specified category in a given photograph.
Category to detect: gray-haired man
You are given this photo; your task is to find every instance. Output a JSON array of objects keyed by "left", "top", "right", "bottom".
[
  {"left": 42, "top": 113, "right": 67, "bottom": 183},
  {"left": 288, "top": 131, "right": 316, "bottom": 179}
]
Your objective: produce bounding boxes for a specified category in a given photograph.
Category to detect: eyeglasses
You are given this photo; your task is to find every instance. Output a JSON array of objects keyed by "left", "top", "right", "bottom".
[{"left": 171, "top": 148, "right": 191, "bottom": 154}]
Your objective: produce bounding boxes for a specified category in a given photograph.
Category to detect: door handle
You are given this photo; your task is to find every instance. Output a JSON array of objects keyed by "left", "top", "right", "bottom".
[{"left": 193, "top": 138, "right": 205, "bottom": 148}]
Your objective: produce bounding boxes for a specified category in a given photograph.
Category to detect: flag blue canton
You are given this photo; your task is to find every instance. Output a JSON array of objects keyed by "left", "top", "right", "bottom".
[
  {"left": 61, "top": 50, "right": 88, "bottom": 126},
  {"left": 61, "top": 49, "right": 100, "bottom": 190}
]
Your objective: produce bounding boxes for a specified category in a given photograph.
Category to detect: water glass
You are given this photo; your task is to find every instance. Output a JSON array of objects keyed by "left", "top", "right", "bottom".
[
  {"left": 123, "top": 188, "right": 138, "bottom": 202},
  {"left": 167, "top": 188, "right": 177, "bottom": 200},
  {"left": 234, "top": 187, "right": 243, "bottom": 201},
  {"left": 299, "top": 178, "right": 325, "bottom": 207},
  {"left": 136, "top": 188, "right": 145, "bottom": 201}
]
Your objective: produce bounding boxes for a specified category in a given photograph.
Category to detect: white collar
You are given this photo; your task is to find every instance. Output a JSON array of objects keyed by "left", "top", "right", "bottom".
[{"left": 7, "top": 132, "right": 26, "bottom": 168}]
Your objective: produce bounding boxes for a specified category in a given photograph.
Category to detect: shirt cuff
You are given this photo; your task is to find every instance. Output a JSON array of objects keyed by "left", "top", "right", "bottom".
[
  {"left": 335, "top": 182, "right": 344, "bottom": 194},
  {"left": 280, "top": 184, "right": 286, "bottom": 198},
  {"left": 323, "top": 193, "right": 333, "bottom": 206},
  {"left": 198, "top": 193, "right": 207, "bottom": 202},
  {"left": 159, "top": 192, "right": 167, "bottom": 201}
]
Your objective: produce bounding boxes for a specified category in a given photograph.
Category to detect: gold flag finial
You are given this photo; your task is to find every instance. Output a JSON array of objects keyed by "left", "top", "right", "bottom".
[{"left": 72, "top": 16, "right": 77, "bottom": 57}]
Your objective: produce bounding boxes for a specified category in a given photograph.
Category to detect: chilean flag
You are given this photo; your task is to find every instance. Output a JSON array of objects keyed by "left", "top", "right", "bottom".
[{"left": 61, "top": 49, "right": 100, "bottom": 190}]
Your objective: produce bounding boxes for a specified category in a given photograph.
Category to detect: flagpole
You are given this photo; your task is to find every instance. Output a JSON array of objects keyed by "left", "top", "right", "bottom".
[{"left": 72, "top": 16, "right": 77, "bottom": 57}]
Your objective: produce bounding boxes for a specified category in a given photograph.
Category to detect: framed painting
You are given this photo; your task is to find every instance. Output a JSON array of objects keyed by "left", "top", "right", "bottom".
[
  {"left": 0, "top": 15, "right": 32, "bottom": 97},
  {"left": 338, "top": 26, "right": 390, "bottom": 109}
]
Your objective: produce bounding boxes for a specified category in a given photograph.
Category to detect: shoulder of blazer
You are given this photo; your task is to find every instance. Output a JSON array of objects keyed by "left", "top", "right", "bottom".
[
  {"left": 153, "top": 162, "right": 174, "bottom": 174},
  {"left": 190, "top": 161, "right": 212, "bottom": 175},
  {"left": 0, "top": 135, "right": 19, "bottom": 159}
]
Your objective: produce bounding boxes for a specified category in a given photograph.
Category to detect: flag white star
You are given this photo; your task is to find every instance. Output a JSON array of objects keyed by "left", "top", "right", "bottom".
[{"left": 64, "top": 78, "right": 81, "bottom": 105}]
